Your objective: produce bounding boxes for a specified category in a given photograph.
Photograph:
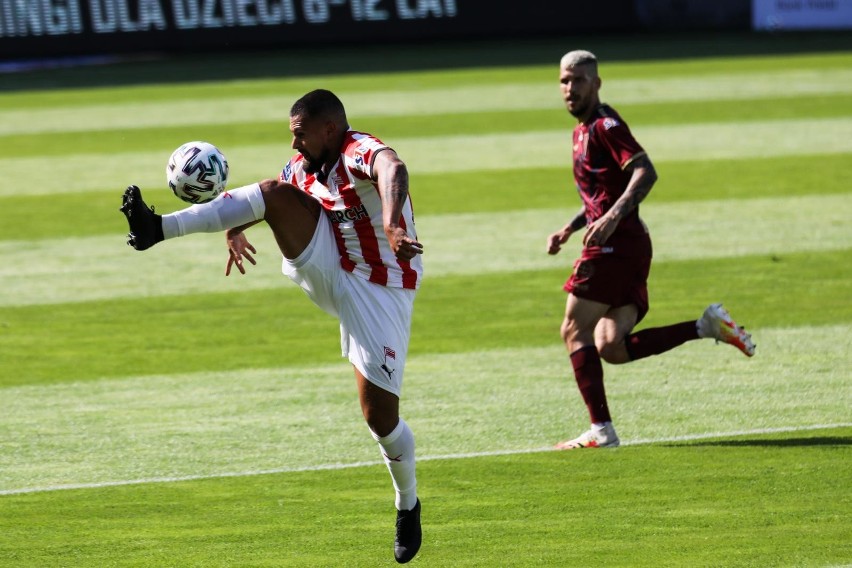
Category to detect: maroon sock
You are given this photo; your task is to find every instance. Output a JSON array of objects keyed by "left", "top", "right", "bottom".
[
  {"left": 625, "top": 321, "right": 699, "bottom": 361},
  {"left": 570, "top": 345, "right": 611, "bottom": 424}
]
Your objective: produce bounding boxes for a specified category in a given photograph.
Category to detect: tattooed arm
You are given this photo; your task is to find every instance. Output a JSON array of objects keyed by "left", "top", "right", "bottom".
[
  {"left": 583, "top": 154, "right": 657, "bottom": 247},
  {"left": 374, "top": 149, "right": 423, "bottom": 260}
]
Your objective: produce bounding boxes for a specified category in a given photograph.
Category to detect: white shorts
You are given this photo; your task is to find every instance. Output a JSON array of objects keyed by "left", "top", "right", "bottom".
[{"left": 282, "top": 214, "right": 415, "bottom": 397}]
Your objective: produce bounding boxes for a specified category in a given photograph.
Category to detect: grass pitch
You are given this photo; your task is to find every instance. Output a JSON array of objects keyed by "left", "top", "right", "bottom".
[{"left": 0, "top": 33, "right": 850, "bottom": 566}]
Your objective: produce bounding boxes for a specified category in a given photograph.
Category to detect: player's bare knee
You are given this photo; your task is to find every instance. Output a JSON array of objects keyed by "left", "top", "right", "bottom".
[
  {"left": 259, "top": 179, "right": 320, "bottom": 218},
  {"left": 561, "top": 317, "right": 585, "bottom": 344},
  {"left": 259, "top": 178, "right": 294, "bottom": 205},
  {"left": 364, "top": 409, "right": 399, "bottom": 438},
  {"left": 597, "top": 340, "right": 629, "bottom": 364}
]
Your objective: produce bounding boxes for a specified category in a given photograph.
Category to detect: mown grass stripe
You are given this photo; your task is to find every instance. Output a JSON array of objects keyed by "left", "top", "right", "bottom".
[
  {"left": 4, "top": 250, "right": 848, "bottom": 387},
  {"left": 7, "top": 94, "right": 852, "bottom": 160},
  {"left": 1, "top": 325, "right": 849, "bottom": 494},
  {"left": 1, "top": 194, "right": 847, "bottom": 307},
  {"left": 2, "top": 423, "right": 848, "bottom": 497},
  {"left": 2, "top": 155, "right": 851, "bottom": 243},
  {"left": 3, "top": 68, "right": 852, "bottom": 135},
  {"left": 4, "top": 117, "right": 852, "bottom": 196}
]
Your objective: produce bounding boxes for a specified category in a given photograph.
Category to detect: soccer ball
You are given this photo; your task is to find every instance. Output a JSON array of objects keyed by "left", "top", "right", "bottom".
[{"left": 166, "top": 141, "right": 229, "bottom": 204}]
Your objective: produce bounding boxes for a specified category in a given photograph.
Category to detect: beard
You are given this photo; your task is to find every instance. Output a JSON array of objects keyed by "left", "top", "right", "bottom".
[
  {"left": 567, "top": 97, "right": 592, "bottom": 119},
  {"left": 301, "top": 148, "right": 331, "bottom": 174}
]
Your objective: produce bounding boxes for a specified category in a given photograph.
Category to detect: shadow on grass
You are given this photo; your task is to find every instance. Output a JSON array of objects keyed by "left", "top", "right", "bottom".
[
  {"left": 2, "top": 31, "right": 852, "bottom": 93},
  {"left": 666, "top": 436, "right": 852, "bottom": 448}
]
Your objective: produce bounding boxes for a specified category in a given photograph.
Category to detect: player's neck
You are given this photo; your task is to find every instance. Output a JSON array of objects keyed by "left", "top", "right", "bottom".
[{"left": 578, "top": 102, "right": 603, "bottom": 125}]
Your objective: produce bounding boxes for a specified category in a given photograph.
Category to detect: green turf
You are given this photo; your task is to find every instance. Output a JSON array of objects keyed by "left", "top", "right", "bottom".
[
  {"left": 2, "top": 324, "right": 849, "bottom": 494},
  {"left": 2, "top": 249, "right": 849, "bottom": 386},
  {"left": 1, "top": 34, "right": 850, "bottom": 567},
  {"left": 0, "top": 428, "right": 849, "bottom": 567}
]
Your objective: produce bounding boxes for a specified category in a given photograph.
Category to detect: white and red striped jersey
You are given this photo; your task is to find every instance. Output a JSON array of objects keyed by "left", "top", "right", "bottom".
[{"left": 279, "top": 130, "right": 423, "bottom": 290}]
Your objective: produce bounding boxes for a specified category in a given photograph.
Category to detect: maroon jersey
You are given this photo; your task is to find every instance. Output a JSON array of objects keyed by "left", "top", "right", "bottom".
[{"left": 573, "top": 104, "right": 650, "bottom": 255}]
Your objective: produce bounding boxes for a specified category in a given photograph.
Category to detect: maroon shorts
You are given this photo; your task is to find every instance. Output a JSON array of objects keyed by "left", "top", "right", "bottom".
[{"left": 564, "top": 242, "right": 652, "bottom": 324}]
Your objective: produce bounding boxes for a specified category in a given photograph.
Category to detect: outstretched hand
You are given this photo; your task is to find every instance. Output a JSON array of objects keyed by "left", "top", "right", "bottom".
[
  {"left": 225, "top": 230, "right": 257, "bottom": 275},
  {"left": 386, "top": 225, "right": 423, "bottom": 261}
]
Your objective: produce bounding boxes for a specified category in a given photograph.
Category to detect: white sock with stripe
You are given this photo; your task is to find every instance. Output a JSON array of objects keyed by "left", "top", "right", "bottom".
[
  {"left": 371, "top": 418, "right": 418, "bottom": 511},
  {"left": 162, "top": 183, "right": 265, "bottom": 239}
]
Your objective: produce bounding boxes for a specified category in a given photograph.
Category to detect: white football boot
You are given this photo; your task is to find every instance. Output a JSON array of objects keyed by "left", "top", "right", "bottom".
[
  {"left": 697, "top": 303, "right": 756, "bottom": 357},
  {"left": 555, "top": 422, "right": 620, "bottom": 450}
]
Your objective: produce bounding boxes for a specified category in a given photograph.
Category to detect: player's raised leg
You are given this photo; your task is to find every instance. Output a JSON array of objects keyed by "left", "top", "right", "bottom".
[
  {"left": 120, "top": 180, "right": 320, "bottom": 260},
  {"left": 601, "top": 304, "right": 757, "bottom": 362},
  {"left": 598, "top": 304, "right": 755, "bottom": 363}
]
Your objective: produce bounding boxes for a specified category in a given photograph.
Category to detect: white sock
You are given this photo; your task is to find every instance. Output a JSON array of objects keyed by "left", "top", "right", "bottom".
[
  {"left": 371, "top": 418, "right": 417, "bottom": 511},
  {"left": 162, "top": 183, "right": 265, "bottom": 239}
]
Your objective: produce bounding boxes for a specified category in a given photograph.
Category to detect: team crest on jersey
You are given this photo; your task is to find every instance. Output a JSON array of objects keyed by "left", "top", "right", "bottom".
[
  {"left": 283, "top": 162, "right": 292, "bottom": 180},
  {"left": 328, "top": 172, "right": 343, "bottom": 189},
  {"left": 355, "top": 155, "right": 364, "bottom": 167},
  {"left": 602, "top": 117, "right": 620, "bottom": 130}
]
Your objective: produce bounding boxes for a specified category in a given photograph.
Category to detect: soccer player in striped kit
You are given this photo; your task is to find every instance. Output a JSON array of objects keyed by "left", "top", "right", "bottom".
[
  {"left": 547, "top": 51, "right": 755, "bottom": 450},
  {"left": 121, "top": 90, "right": 423, "bottom": 563}
]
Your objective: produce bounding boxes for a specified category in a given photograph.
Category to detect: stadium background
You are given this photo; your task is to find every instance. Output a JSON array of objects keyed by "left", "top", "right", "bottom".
[{"left": 5, "top": 0, "right": 852, "bottom": 61}]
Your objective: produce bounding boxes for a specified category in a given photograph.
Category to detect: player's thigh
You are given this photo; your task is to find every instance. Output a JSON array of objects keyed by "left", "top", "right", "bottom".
[
  {"left": 281, "top": 213, "right": 343, "bottom": 318},
  {"left": 595, "top": 304, "right": 639, "bottom": 350},
  {"left": 259, "top": 179, "right": 321, "bottom": 259},
  {"left": 563, "top": 293, "right": 611, "bottom": 345},
  {"left": 340, "top": 276, "right": 414, "bottom": 397}
]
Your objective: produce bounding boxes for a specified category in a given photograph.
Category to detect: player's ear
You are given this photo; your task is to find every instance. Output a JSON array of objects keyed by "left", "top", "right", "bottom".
[{"left": 324, "top": 119, "right": 338, "bottom": 138}]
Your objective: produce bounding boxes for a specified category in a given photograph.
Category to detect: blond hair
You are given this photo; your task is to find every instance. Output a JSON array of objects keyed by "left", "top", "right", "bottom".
[{"left": 560, "top": 50, "right": 598, "bottom": 72}]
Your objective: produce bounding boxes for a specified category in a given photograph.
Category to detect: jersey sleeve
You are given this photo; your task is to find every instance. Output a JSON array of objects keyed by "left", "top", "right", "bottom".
[
  {"left": 595, "top": 117, "right": 646, "bottom": 169},
  {"left": 345, "top": 132, "right": 389, "bottom": 179}
]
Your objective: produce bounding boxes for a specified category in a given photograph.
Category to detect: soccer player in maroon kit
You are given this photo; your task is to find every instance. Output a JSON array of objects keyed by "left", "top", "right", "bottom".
[{"left": 547, "top": 50, "right": 756, "bottom": 449}]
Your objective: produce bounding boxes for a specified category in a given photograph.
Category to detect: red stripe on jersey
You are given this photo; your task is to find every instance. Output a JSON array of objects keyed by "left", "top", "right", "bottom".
[
  {"left": 395, "top": 214, "right": 419, "bottom": 290},
  {"left": 316, "top": 181, "right": 355, "bottom": 273},
  {"left": 337, "top": 160, "right": 388, "bottom": 286},
  {"left": 336, "top": 226, "right": 357, "bottom": 274}
]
